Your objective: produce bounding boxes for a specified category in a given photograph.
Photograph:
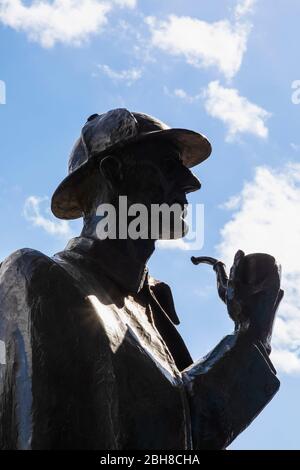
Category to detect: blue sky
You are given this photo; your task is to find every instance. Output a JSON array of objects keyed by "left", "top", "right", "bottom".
[{"left": 1, "top": 0, "right": 300, "bottom": 449}]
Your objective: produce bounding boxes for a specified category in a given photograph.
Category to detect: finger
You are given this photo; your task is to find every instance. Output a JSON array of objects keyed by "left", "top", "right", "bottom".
[
  {"left": 233, "top": 249, "right": 245, "bottom": 265},
  {"left": 229, "top": 249, "right": 245, "bottom": 280}
]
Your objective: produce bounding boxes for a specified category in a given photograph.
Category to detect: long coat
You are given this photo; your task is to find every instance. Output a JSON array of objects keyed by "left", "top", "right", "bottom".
[{"left": 0, "top": 237, "right": 279, "bottom": 450}]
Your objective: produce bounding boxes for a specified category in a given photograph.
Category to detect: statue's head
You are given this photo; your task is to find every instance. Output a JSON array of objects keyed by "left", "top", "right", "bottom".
[{"left": 51, "top": 109, "right": 212, "bottom": 240}]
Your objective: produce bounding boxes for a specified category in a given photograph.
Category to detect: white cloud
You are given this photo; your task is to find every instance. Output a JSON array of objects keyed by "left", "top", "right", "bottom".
[
  {"left": 0, "top": 0, "right": 136, "bottom": 48},
  {"left": 217, "top": 163, "right": 300, "bottom": 374},
  {"left": 203, "top": 80, "right": 270, "bottom": 141},
  {"left": 0, "top": 79, "right": 6, "bottom": 105},
  {"left": 24, "top": 196, "right": 73, "bottom": 238},
  {"left": 166, "top": 81, "right": 270, "bottom": 142},
  {"left": 219, "top": 194, "right": 241, "bottom": 210},
  {"left": 97, "top": 64, "right": 142, "bottom": 85},
  {"left": 157, "top": 239, "right": 191, "bottom": 251},
  {"left": 291, "top": 143, "right": 300, "bottom": 152},
  {"left": 113, "top": 0, "right": 136, "bottom": 7},
  {"left": 235, "top": 0, "right": 257, "bottom": 20},
  {"left": 174, "top": 88, "right": 192, "bottom": 101},
  {"left": 163, "top": 86, "right": 201, "bottom": 103},
  {"left": 271, "top": 349, "right": 300, "bottom": 375},
  {"left": 146, "top": 14, "right": 251, "bottom": 80}
]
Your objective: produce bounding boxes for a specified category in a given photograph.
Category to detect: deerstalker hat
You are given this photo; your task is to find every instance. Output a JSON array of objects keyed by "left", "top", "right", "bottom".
[{"left": 51, "top": 108, "right": 212, "bottom": 219}]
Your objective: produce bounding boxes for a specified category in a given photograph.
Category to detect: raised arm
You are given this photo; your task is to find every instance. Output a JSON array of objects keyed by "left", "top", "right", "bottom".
[{"left": 183, "top": 251, "right": 283, "bottom": 449}]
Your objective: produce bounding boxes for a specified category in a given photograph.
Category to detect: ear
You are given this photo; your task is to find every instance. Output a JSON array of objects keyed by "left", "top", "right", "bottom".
[{"left": 99, "top": 155, "right": 123, "bottom": 190}]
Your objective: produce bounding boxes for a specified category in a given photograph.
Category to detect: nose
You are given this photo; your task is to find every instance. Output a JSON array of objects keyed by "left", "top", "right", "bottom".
[{"left": 180, "top": 168, "right": 201, "bottom": 193}]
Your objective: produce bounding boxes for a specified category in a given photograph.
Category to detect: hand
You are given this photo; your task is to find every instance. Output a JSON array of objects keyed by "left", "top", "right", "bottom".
[
  {"left": 226, "top": 250, "right": 284, "bottom": 353},
  {"left": 191, "top": 250, "right": 284, "bottom": 353}
]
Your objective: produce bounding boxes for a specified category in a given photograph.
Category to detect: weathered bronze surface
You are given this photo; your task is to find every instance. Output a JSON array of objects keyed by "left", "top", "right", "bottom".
[{"left": 0, "top": 109, "right": 283, "bottom": 449}]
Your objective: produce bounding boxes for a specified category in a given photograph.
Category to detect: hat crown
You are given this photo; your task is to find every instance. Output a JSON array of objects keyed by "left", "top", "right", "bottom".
[{"left": 68, "top": 108, "right": 170, "bottom": 176}]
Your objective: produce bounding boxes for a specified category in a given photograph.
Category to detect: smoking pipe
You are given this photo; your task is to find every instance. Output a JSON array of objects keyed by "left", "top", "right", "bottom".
[
  {"left": 191, "top": 250, "right": 284, "bottom": 350},
  {"left": 191, "top": 255, "right": 229, "bottom": 304}
]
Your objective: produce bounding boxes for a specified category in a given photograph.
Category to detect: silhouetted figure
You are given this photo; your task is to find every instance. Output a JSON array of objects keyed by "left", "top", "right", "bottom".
[{"left": 0, "top": 109, "right": 283, "bottom": 449}]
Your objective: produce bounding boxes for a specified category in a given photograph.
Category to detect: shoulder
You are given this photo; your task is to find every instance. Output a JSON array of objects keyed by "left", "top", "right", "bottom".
[
  {"left": 0, "top": 248, "right": 54, "bottom": 302},
  {"left": 0, "top": 248, "right": 60, "bottom": 292},
  {"left": 0, "top": 249, "right": 54, "bottom": 327},
  {"left": 0, "top": 247, "right": 74, "bottom": 298},
  {"left": 0, "top": 247, "right": 86, "bottom": 327},
  {"left": 1, "top": 247, "right": 53, "bottom": 273}
]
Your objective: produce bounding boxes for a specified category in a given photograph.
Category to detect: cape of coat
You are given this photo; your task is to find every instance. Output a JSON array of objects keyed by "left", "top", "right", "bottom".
[{"left": 0, "top": 237, "right": 279, "bottom": 450}]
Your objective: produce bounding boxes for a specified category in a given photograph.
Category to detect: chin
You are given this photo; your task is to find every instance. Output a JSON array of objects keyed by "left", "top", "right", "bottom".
[{"left": 159, "top": 220, "right": 189, "bottom": 240}]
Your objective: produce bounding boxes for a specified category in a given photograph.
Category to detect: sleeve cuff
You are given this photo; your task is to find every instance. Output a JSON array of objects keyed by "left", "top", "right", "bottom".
[{"left": 182, "top": 335, "right": 280, "bottom": 449}]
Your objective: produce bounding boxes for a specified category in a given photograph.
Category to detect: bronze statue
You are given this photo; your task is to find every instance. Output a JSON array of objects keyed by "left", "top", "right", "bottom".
[{"left": 0, "top": 109, "right": 283, "bottom": 449}]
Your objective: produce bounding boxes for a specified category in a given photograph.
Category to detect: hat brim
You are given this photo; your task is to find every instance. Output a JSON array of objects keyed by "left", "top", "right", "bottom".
[{"left": 51, "top": 128, "right": 212, "bottom": 220}]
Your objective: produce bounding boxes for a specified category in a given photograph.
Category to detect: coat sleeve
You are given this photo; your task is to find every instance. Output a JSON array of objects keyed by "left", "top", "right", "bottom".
[{"left": 182, "top": 333, "right": 280, "bottom": 450}]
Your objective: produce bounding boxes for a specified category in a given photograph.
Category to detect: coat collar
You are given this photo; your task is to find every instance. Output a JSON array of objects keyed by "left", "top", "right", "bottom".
[{"left": 64, "top": 236, "right": 149, "bottom": 294}]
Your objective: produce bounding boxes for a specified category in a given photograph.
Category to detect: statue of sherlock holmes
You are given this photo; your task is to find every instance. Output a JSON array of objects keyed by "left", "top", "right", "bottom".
[{"left": 0, "top": 109, "right": 283, "bottom": 449}]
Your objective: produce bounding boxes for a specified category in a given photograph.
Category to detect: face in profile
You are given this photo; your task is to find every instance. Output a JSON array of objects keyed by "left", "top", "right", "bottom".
[{"left": 117, "top": 140, "right": 201, "bottom": 240}]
